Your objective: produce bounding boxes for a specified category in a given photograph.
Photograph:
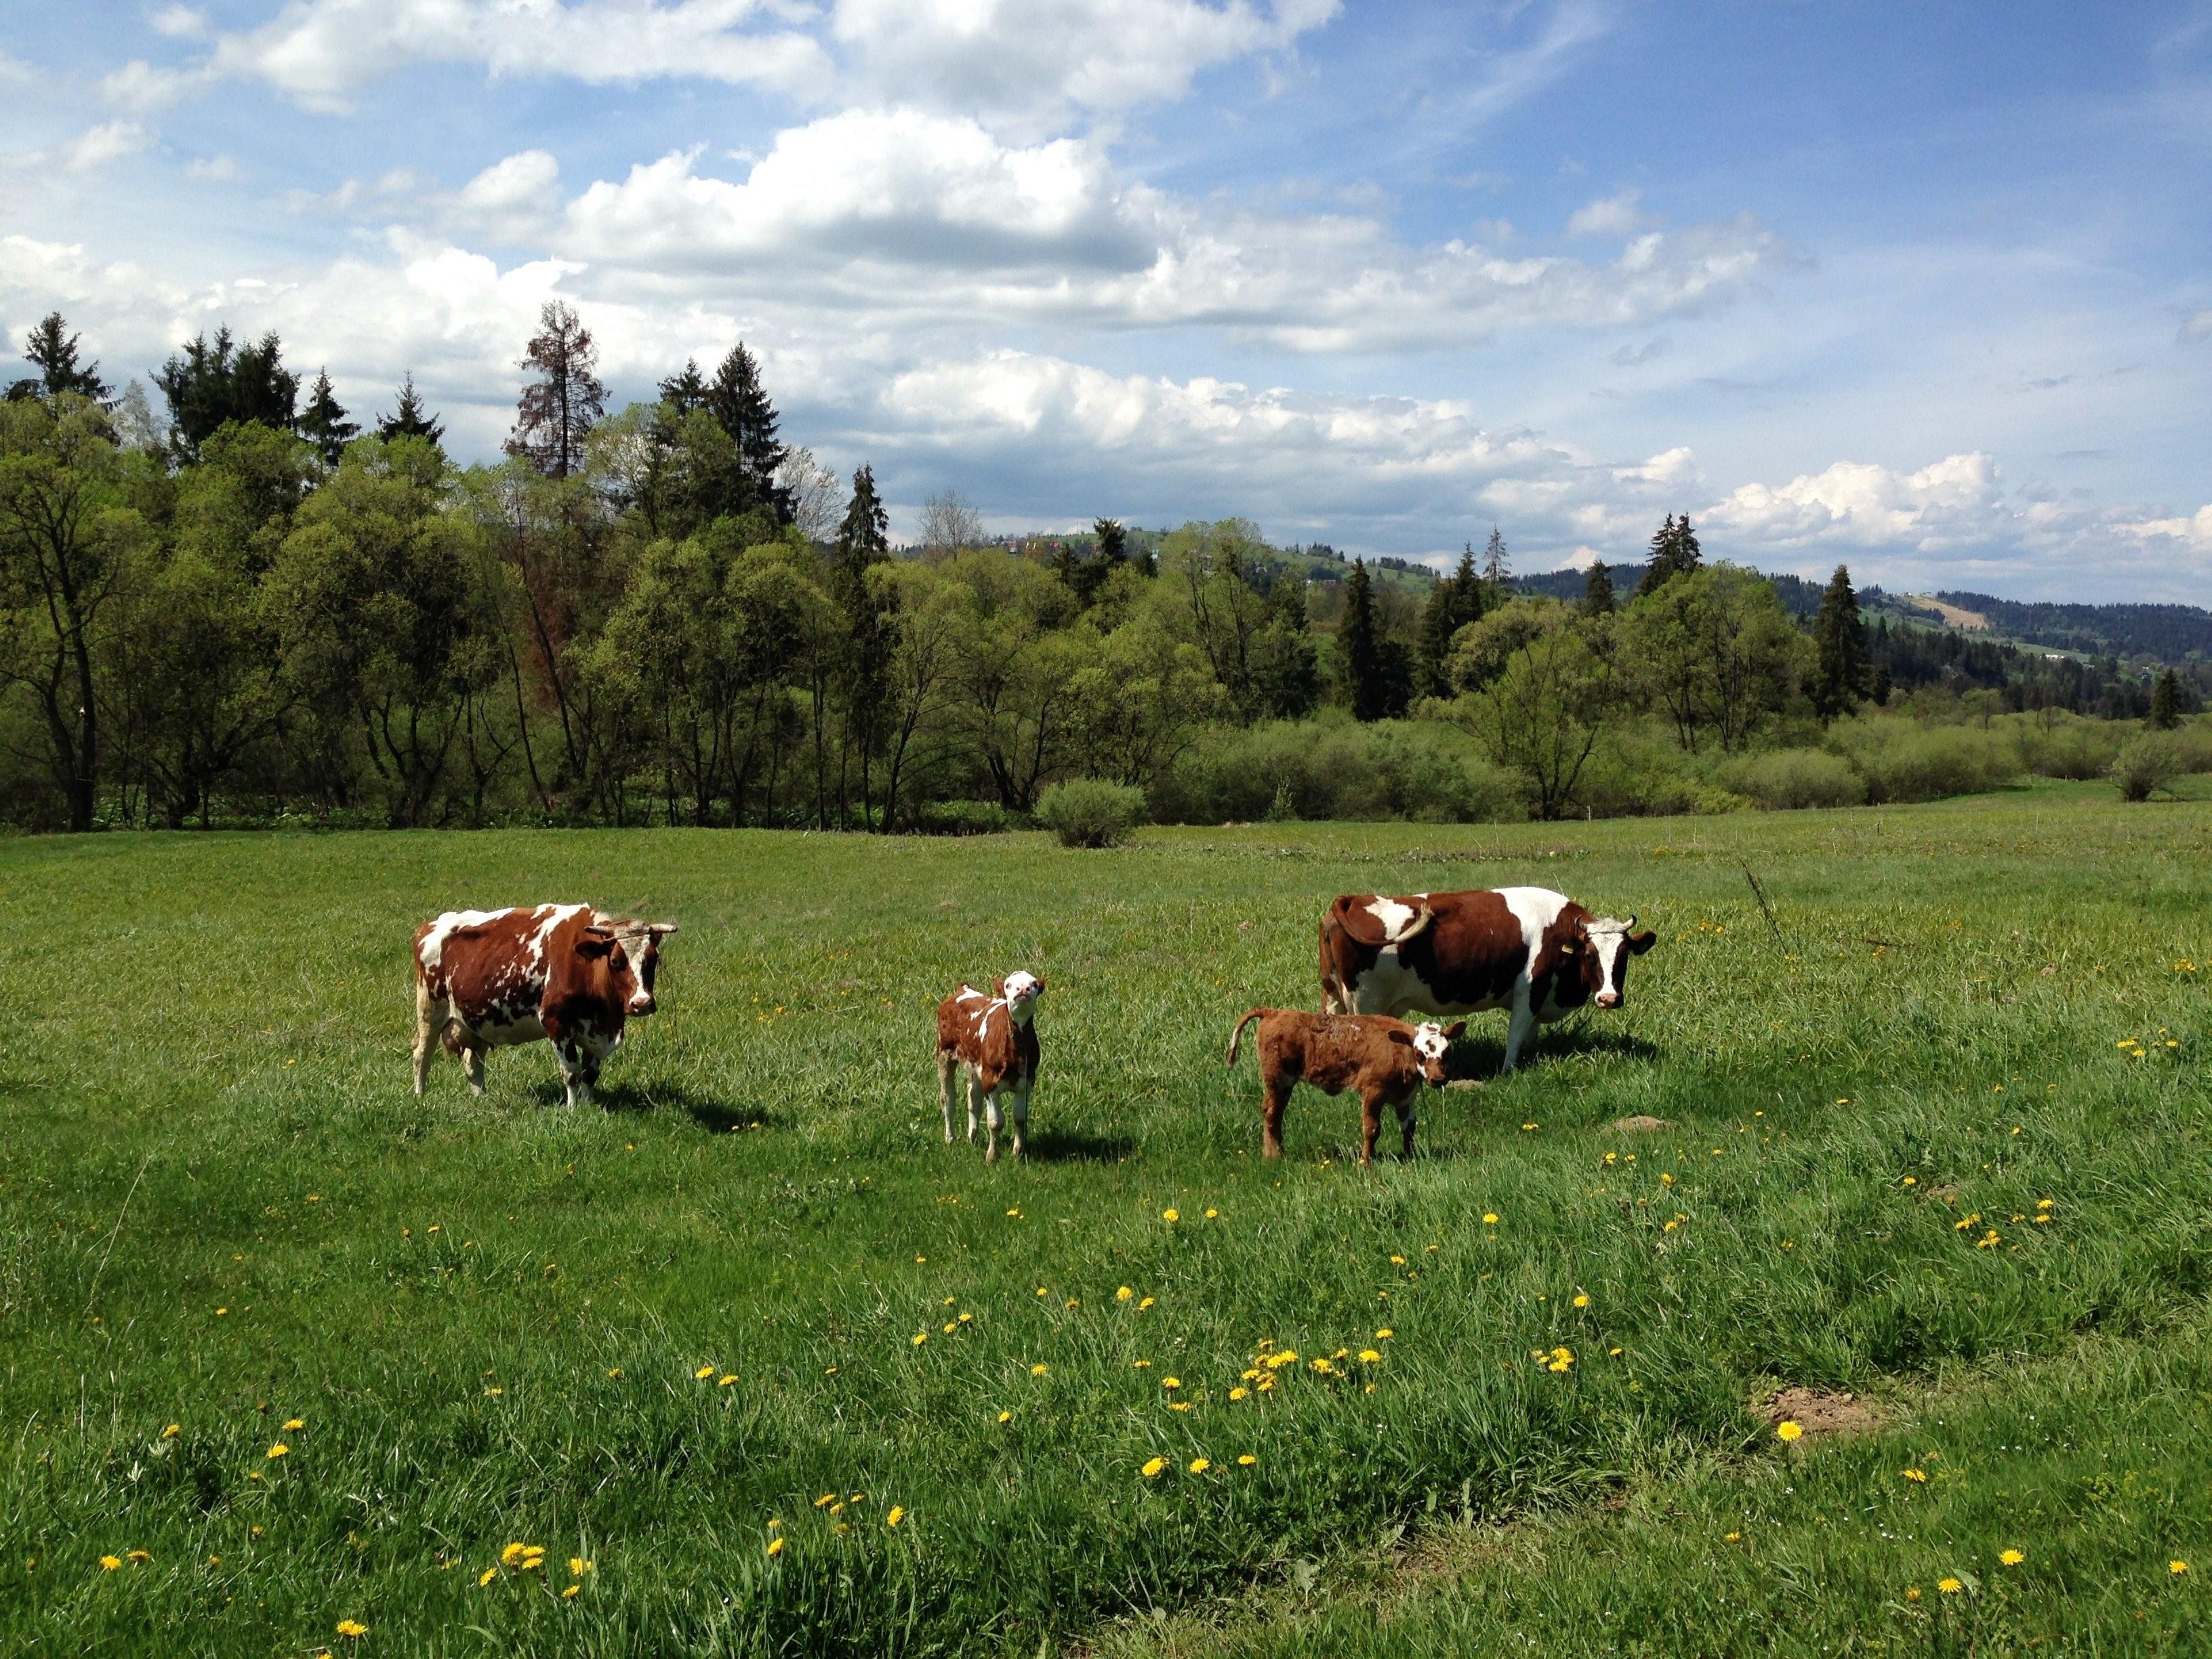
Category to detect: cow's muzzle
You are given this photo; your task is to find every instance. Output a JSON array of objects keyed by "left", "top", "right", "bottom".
[
  {"left": 628, "top": 996, "right": 657, "bottom": 1017},
  {"left": 1595, "top": 991, "right": 1620, "bottom": 1010}
]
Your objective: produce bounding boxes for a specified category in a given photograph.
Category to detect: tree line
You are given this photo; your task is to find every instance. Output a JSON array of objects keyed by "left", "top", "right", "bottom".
[{"left": 1, "top": 306, "right": 2198, "bottom": 833}]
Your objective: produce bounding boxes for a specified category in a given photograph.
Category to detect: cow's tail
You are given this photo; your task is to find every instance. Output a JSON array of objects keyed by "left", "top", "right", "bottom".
[{"left": 1226, "top": 1009, "right": 1267, "bottom": 1068}]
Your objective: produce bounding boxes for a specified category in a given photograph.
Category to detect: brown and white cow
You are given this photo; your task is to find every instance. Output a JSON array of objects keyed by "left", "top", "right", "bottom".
[
  {"left": 412, "top": 905, "right": 678, "bottom": 1107},
  {"left": 1227, "top": 1008, "right": 1465, "bottom": 1164},
  {"left": 935, "top": 971, "right": 1043, "bottom": 1162},
  {"left": 1319, "top": 887, "right": 1654, "bottom": 1075}
]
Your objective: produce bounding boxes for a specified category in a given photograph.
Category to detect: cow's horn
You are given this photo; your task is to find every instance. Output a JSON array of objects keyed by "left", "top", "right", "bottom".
[{"left": 1624, "top": 914, "right": 1637, "bottom": 930}]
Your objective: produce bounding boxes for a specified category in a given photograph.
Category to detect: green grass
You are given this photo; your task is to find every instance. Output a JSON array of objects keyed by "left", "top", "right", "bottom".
[{"left": 0, "top": 780, "right": 2206, "bottom": 1656}]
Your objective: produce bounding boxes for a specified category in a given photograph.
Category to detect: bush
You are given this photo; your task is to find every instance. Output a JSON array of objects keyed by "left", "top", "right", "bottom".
[
  {"left": 2112, "top": 733, "right": 2184, "bottom": 802},
  {"left": 1571, "top": 722, "right": 1738, "bottom": 819},
  {"left": 1825, "top": 717, "right": 2021, "bottom": 804},
  {"left": 1713, "top": 747, "right": 1868, "bottom": 811},
  {"left": 912, "top": 798, "right": 1015, "bottom": 836},
  {"left": 1150, "top": 717, "right": 1522, "bottom": 825},
  {"left": 1034, "top": 777, "right": 1147, "bottom": 847},
  {"left": 2013, "top": 713, "right": 2122, "bottom": 780}
]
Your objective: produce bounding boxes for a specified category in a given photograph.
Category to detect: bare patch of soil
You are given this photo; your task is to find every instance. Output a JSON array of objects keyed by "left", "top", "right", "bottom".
[
  {"left": 1761, "top": 1386, "right": 1885, "bottom": 1437},
  {"left": 1611, "top": 1114, "right": 1672, "bottom": 1132}
]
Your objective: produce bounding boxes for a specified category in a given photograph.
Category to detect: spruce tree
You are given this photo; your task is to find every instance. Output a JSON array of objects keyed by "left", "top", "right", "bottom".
[
  {"left": 1337, "top": 557, "right": 1391, "bottom": 721},
  {"left": 1093, "top": 516, "right": 1127, "bottom": 569},
  {"left": 153, "top": 327, "right": 300, "bottom": 462},
  {"left": 1811, "top": 564, "right": 1870, "bottom": 719},
  {"left": 1635, "top": 513, "right": 1703, "bottom": 597},
  {"left": 1481, "top": 525, "right": 1509, "bottom": 588},
  {"left": 2149, "top": 668, "right": 2184, "bottom": 730},
  {"left": 705, "top": 343, "right": 792, "bottom": 525},
  {"left": 298, "top": 369, "right": 359, "bottom": 466},
  {"left": 509, "top": 300, "right": 606, "bottom": 479},
  {"left": 1416, "top": 575, "right": 1459, "bottom": 697},
  {"left": 377, "top": 373, "right": 446, "bottom": 452},
  {"left": 1582, "top": 558, "right": 1616, "bottom": 617},
  {"left": 7, "top": 312, "right": 110, "bottom": 404},
  {"left": 659, "top": 359, "right": 710, "bottom": 415}
]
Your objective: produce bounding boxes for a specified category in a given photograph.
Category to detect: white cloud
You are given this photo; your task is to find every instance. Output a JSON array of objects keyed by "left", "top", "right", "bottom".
[
  {"left": 1706, "top": 453, "right": 2006, "bottom": 551},
  {"left": 830, "top": 0, "right": 1340, "bottom": 135},
  {"left": 449, "top": 150, "right": 563, "bottom": 243},
  {"left": 102, "top": 58, "right": 209, "bottom": 112},
  {"left": 1565, "top": 188, "right": 1651, "bottom": 239},
  {"left": 2125, "top": 504, "right": 2212, "bottom": 552},
  {"left": 63, "top": 121, "right": 154, "bottom": 172},
  {"left": 0, "top": 50, "right": 33, "bottom": 83},
  {"left": 150, "top": 5, "right": 209, "bottom": 38},
  {"left": 209, "top": 0, "right": 830, "bottom": 113},
  {"left": 1614, "top": 445, "right": 1698, "bottom": 487},
  {"left": 186, "top": 154, "right": 245, "bottom": 182}
]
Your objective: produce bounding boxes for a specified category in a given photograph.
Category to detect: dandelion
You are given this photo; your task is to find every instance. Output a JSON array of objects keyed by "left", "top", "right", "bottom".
[
  {"left": 1205, "top": 1208, "right": 1218, "bottom": 1219},
  {"left": 1237, "top": 1453, "right": 1256, "bottom": 1466},
  {"left": 483, "top": 1386, "right": 504, "bottom": 1397},
  {"left": 2173, "top": 1560, "right": 2190, "bottom": 1576},
  {"left": 1066, "top": 1298, "right": 1080, "bottom": 1309},
  {"left": 1163, "top": 1376, "right": 1180, "bottom": 1389},
  {"left": 1139, "top": 1296, "right": 1155, "bottom": 1310},
  {"left": 1483, "top": 1213, "right": 1498, "bottom": 1226},
  {"left": 886, "top": 1507, "right": 905, "bottom": 1528},
  {"left": 1905, "top": 1586, "right": 1921, "bottom": 1603},
  {"left": 562, "top": 1584, "right": 581, "bottom": 1599},
  {"left": 1142, "top": 1456, "right": 1167, "bottom": 1479},
  {"left": 1375, "top": 1328, "right": 1393, "bottom": 1340},
  {"left": 478, "top": 1568, "right": 498, "bottom": 1586},
  {"left": 569, "top": 1558, "right": 593, "bottom": 1576},
  {"left": 695, "top": 1366, "right": 714, "bottom": 1379},
  {"left": 1521, "top": 1122, "right": 1536, "bottom": 1132},
  {"left": 815, "top": 1494, "right": 836, "bottom": 1508},
  {"left": 1117, "top": 1286, "right": 1134, "bottom": 1301},
  {"left": 1229, "top": 1387, "right": 1248, "bottom": 1400},
  {"left": 1358, "top": 1349, "right": 1382, "bottom": 1364},
  {"left": 607, "top": 1368, "right": 623, "bottom": 1378},
  {"left": 1572, "top": 1293, "right": 1590, "bottom": 1309},
  {"left": 765, "top": 1538, "right": 784, "bottom": 1557},
  {"left": 1660, "top": 1172, "right": 1675, "bottom": 1187},
  {"left": 2000, "top": 1549, "right": 2025, "bottom": 1566},
  {"left": 335, "top": 1618, "right": 369, "bottom": 1638},
  {"left": 1904, "top": 1468, "right": 1927, "bottom": 1483},
  {"left": 958, "top": 1312, "right": 973, "bottom": 1324},
  {"left": 1938, "top": 1577, "right": 1962, "bottom": 1595},
  {"left": 100, "top": 1555, "right": 123, "bottom": 1570},
  {"left": 1163, "top": 1208, "right": 1179, "bottom": 1223},
  {"left": 912, "top": 1332, "right": 928, "bottom": 1346},
  {"left": 501, "top": 1544, "right": 533, "bottom": 1565},
  {"left": 161, "top": 1424, "right": 180, "bottom": 1439},
  {"left": 283, "top": 1418, "right": 305, "bottom": 1431},
  {"left": 1188, "top": 1457, "right": 1211, "bottom": 1474},
  {"left": 998, "top": 1410, "right": 1012, "bottom": 1423},
  {"left": 1390, "top": 1254, "right": 1406, "bottom": 1265},
  {"left": 1776, "top": 1421, "right": 1803, "bottom": 1442},
  {"left": 1031, "top": 1363, "right": 1048, "bottom": 1376},
  {"left": 266, "top": 1443, "right": 289, "bottom": 1459}
]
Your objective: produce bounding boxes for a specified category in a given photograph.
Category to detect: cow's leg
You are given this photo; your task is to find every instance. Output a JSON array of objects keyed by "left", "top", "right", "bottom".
[
  {"left": 937, "top": 1050, "right": 958, "bottom": 1144},
  {"left": 1501, "top": 985, "right": 1535, "bottom": 1074},
  {"left": 983, "top": 1088, "right": 1006, "bottom": 1164},
  {"left": 1358, "top": 1088, "right": 1382, "bottom": 1168},
  {"left": 965, "top": 1071, "right": 983, "bottom": 1145},
  {"left": 462, "top": 1040, "right": 487, "bottom": 1096},
  {"left": 1394, "top": 1089, "right": 1418, "bottom": 1159},
  {"left": 1009, "top": 1080, "right": 1030, "bottom": 1160},
  {"left": 412, "top": 987, "right": 440, "bottom": 1097},
  {"left": 1260, "top": 1067, "right": 1292, "bottom": 1160},
  {"left": 545, "top": 1018, "right": 586, "bottom": 1107}
]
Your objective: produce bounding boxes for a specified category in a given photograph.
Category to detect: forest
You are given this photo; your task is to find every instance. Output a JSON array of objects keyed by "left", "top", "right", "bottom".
[{"left": 3, "top": 304, "right": 2205, "bottom": 835}]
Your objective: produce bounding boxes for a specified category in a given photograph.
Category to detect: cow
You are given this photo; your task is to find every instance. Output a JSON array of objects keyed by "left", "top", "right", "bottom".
[
  {"left": 935, "top": 972, "right": 1043, "bottom": 1162},
  {"left": 412, "top": 905, "right": 678, "bottom": 1107},
  {"left": 1319, "top": 887, "right": 1654, "bottom": 1075},
  {"left": 1227, "top": 1008, "right": 1465, "bottom": 1164}
]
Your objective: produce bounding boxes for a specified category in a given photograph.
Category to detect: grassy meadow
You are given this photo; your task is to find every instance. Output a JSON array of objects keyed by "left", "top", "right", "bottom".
[{"left": 1, "top": 781, "right": 2207, "bottom": 1656}]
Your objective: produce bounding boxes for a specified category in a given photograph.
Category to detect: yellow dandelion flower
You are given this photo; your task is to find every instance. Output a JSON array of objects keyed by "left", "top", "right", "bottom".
[
  {"left": 100, "top": 1554, "right": 123, "bottom": 1571},
  {"left": 814, "top": 1493, "right": 836, "bottom": 1508},
  {"left": 562, "top": 1584, "right": 581, "bottom": 1599},
  {"left": 912, "top": 1332, "right": 928, "bottom": 1346},
  {"left": 608, "top": 1368, "right": 623, "bottom": 1378},
  {"left": 2000, "top": 1549, "right": 2025, "bottom": 1566},
  {"left": 1169, "top": 1400, "right": 1192, "bottom": 1412},
  {"left": 1205, "top": 1208, "right": 1218, "bottom": 1219},
  {"left": 1188, "top": 1457, "right": 1210, "bottom": 1474},
  {"left": 1905, "top": 1586, "right": 1921, "bottom": 1603},
  {"left": 1162, "top": 1208, "right": 1179, "bottom": 1223},
  {"left": 283, "top": 1418, "right": 305, "bottom": 1431},
  {"left": 1142, "top": 1456, "right": 1167, "bottom": 1478},
  {"left": 695, "top": 1366, "right": 714, "bottom": 1379},
  {"left": 161, "top": 1423, "right": 180, "bottom": 1439},
  {"left": 1065, "top": 1298, "right": 1080, "bottom": 1309},
  {"left": 1904, "top": 1468, "right": 1927, "bottom": 1482},
  {"left": 335, "top": 1618, "right": 369, "bottom": 1638},
  {"left": 1117, "top": 1286, "right": 1134, "bottom": 1300},
  {"left": 1572, "top": 1293, "right": 1589, "bottom": 1309},
  {"left": 478, "top": 1568, "right": 498, "bottom": 1586},
  {"left": 886, "top": 1506, "right": 905, "bottom": 1528},
  {"left": 266, "top": 1443, "right": 289, "bottom": 1459},
  {"left": 765, "top": 1538, "right": 784, "bottom": 1557},
  {"left": 2173, "top": 1559, "right": 2190, "bottom": 1575},
  {"left": 1031, "top": 1363, "right": 1048, "bottom": 1376},
  {"left": 1776, "top": 1421, "right": 1803, "bottom": 1442},
  {"left": 1482, "top": 1212, "right": 1498, "bottom": 1225},
  {"left": 1938, "top": 1576, "right": 1962, "bottom": 1595},
  {"left": 569, "top": 1558, "right": 593, "bottom": 1576},
  {"left": 997, "top": 1410, "right": 1012, "bottom": 1423},
  {"left": 500, "top": 1543, "right": 529, "bottom": 1565},
  {"left": 1139, "top": 1296, "right": 1155, "bottom": 1310},
  {"left": 1358, "top": 1349, "right": 1382, "bottom": 1364},
  {"left": 1229, "top": 1386, "right": 1248, "bottom": 1400},
  {"left": 1163, "top": 1376, "right": 1180, "bottom": 1389},
  {"left": 1375, "top": 1328, "right": 1393, "bottom": 1340},
  {"left": 1036, "top": 1286, "right": 1048, "bottom": 1296},
  {"left": 1390, "top": 1254, "right": 1406, "bottom": 1265},
  {"left": 1237, "top": 1454, "right": 1256, "bottom": 1466}
]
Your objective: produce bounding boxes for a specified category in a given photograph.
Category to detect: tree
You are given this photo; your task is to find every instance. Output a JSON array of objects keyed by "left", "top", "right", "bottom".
[
  {"left": 7, "top": 313, "right": 111, "bottom": 405},
  {"left": 1810, "top": 564, "right": 1870, "bottom": 720},
  {"left": 658, "top": 359, "right": 710, "bottom": 415},
  {"left": 1635, "top": 512, "right": 1702, "bottom": 597},
  {"left": 0, "top": 396, "right": 149, "bottom": 829},
  {"left": 703, "top": 343, "right": 790, "bottom": 525},
  {"left": 1337, "top": 557, "right": 1395, "bottom": 721},
  {"left": 153, "top": 327, "right": 300, "bottom": 463},
  {"left": 2148, "top": 668, "right": 2184, "bottom": 731},
  {"left": 509, "top": 301, "right": 606, "bottom": 480},
  {"left": 1094, "top": 518, "right": 1127, "bottom": 569},
  {"left": 1582, "top": 559, "right": 1615, "bottom": 617},
  {"left": 777, "top": 446, "right": 843, "bottom": 543},
  {"left": 1481, "top": 526, "right": 1509, "bottom": 588},
  {"left": 919, "top": 489, "right": 985, "bottom": 558},
  {"left": 297, "top": 369, "right": 359, "bottom": 467},
  {"left": 1252, "top": 570, "right": 1321, "bottom": 719},
  {"left": 1416, "top": 546, "right": 1486, "bottom": 697},
  {"left": 830, "top": 464, "right": 895, "bottom": 823},
  {"left": 1443, "top": 599, "right": 1616, "bottom": 819},
  {"left": 377, "top": 374, "right": 446, "bottom": 453},
  {"left": 1618, "top": 563, "right": 1805, "bottom": 752}
]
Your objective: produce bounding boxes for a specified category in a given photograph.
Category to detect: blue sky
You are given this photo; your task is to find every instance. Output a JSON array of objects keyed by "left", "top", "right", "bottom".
[{"left": 3, "top": 0, "right": 2208, "bottom": 598}]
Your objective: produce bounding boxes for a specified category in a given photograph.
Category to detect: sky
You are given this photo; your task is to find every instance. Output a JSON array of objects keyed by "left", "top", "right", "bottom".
[{"left": 2, "top": 1, "right": 2209, "bottom": 600}]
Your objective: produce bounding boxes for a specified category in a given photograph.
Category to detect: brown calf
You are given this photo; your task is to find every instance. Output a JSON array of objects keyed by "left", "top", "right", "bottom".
[
  {"left": 935, "top": 971, "right": 1044, "bottom": 1162},
  {"left": 1227, "top": 1008, "right": 1465, "bottom": 1165}
]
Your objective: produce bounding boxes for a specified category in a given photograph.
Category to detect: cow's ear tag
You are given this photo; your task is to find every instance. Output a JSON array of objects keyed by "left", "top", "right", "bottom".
[{"left": 1559, "top": 939, "right": 1578, "bottom": 955}]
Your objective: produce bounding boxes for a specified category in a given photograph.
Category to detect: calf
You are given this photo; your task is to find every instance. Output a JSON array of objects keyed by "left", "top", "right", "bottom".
[
  {"left": 1227, "top": 1008, "right": 1464, "bottom": 1165},
  {"left": 1319, "top": 887, "right": 1654, "bottom": 1073},
  {"left": 935, "top": 972, "right": 1043, "bottom": 1162},
  {"left": 412, "top": 905, "right": 678, "bottom": 1107}
]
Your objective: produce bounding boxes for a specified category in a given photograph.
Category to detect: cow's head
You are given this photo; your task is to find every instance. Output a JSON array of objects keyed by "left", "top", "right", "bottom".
[
  {"left": 594, "top": 916, "right": 679, "bottom": 1017},
  {"left": 1391, "top": 1019, "right": 1467, "bottom": 1087},
  {"left": 994, "top": 970, "right": 1045, "bottom": 1024},
  {"left": 1567, "top": 914, "right": 1656, "bottom": 1010}
]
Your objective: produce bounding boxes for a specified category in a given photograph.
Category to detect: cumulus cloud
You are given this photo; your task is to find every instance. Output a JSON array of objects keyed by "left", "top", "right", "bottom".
[
  {"left": 102, "top": 57, "right": 209, "bottom": 112},
  {"left": 1566, "top": 188, "right": 1651, "bottom": 239},
  {"left": 186, "top": 154, "right": 245, "bottom": 182},
  {"left": 448, "top": 150, "right": 564, "bottom": 243},
  {"left": 1614, "top": 445, "right": 1698, "bottom": 487},
  {"left": 1705, "top": 452, "right": 2006, "bottom": 551},
  {"left": 208, "top": 0, "right": 830, "bottom": 112},
  {"left": 150, "top": 5, "right": 209, "bottom": 38},
  {"left": 63, "top": 121, "right": 155, "bottom": 172}
]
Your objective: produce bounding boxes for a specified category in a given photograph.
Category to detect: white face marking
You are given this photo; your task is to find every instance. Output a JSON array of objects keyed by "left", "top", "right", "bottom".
[
  {"left": 1000, "top": 970, "right": 1042, "bottom": 1023},
  {"left": 1584, "top": 916, "right": 1633, "bottom": 1002},
  {"left": 1412, "top": 1023, "right": 1451, "bottom": 1063}
]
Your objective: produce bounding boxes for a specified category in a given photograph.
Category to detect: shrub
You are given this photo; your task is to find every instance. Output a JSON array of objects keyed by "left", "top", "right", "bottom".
[
  {"left": 1034, "top": 777, "right": 1147, "bottom": 847},
  {"left": 2013, "top": 713, "right": 2121, "bottom": 780},
  {"left": 1571, "top": 722, "right": 1736, "bottom": 819},
  {"left": 1150, "top": 718, "right": 1521, "bottom": 825},
  {"left": 1825, "top": 717, "right": 2021, "bottom": 804},
  {"left": 2112, "top": 733, "right": 2184, "bottom": 802},
  {"left": 1713, "top": 747, "right": 1868, "bottom": 811},
  {"left": 912, "top": 798, "right": 1015, "bottom": 836}
]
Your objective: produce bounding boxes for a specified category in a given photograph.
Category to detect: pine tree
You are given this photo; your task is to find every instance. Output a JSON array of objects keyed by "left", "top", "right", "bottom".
[
  {"left": 297, "top": 369, "right": 359, "bottom": 466},
  {"left": 659, "top": 359, "right": 710, "bottom": 415},
  {"left": 509, "top": 300, "right": 606, "bottom": 479},
  {"left": 7, "top": 312, "right": 110, "bottom": 404},
  {"left": 377, "top": 373, "right": 446, "bottom": 452},
  {"left": 704, "top": 343, "right": 792, "bottom": 525},
  {"left": 1416, "top": 575, "right": 1459, "bottom": 697},
  {"left": 1481, "top": 525, "right": 1509, "bottom": 588},
  {"left": 1337, "top": 557, "right": 1393, "bottom": 721},
  {"left": 153, "top": 327, "right": 300, "bottom": 462},
  {"left": 1811, "top": 564, "right": 1870, "bottom": 719},
  {"left": 1582, "top": 558, "right": 1616, "bottom": 617},
  {"left": 1093, "top": 517, "right": 1127, "bottom": 569},
  {"left": 2149, "top": 668, "right": 2184, "bottom": 730},
  {"left": 1635, "top": 513, "right": 1703, "bottom": 597}
]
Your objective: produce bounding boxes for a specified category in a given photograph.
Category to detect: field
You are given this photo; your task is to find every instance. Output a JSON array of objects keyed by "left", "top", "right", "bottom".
[{"left": 3, "top": 783, "right": 2208, "bottom": 1656}]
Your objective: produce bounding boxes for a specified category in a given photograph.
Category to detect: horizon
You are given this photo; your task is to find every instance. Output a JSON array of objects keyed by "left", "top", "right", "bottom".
[{"left": 3, "top": 1, "right": 2209, "bottom": 602}]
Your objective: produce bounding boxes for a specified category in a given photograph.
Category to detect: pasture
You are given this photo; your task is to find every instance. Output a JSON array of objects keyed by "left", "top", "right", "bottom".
[{"left": 2, "top": 783, "right": 2207, "bottom": 1656}]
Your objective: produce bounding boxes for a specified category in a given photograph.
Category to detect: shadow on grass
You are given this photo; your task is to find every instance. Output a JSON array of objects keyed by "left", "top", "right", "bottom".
[
  {"left": 1443, "top": 1024, "right": 1659, "bottom": 1078},
  {"left": 1016, "top": 1126, "right": 1137, "bottom": 1163},
  {"left": 523, "top": 1076, "right": 773, "bottom": 1134}
]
